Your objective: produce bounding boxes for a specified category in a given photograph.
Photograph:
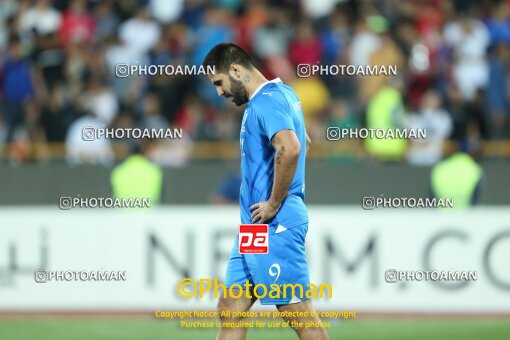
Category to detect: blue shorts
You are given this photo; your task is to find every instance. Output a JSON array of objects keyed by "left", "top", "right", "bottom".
[{"left": 224, "top": 223, "right": 310, "bottom": 305}]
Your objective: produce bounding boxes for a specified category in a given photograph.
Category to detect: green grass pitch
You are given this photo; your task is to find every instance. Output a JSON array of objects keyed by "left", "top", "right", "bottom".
[{"left": 1, "top": 319, "right": 510, "bottom": 340}]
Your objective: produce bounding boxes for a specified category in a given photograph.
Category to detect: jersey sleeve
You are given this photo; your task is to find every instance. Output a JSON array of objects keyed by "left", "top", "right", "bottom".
[{"left": 254, "top": 93, "right": 295, "bottom": 141}]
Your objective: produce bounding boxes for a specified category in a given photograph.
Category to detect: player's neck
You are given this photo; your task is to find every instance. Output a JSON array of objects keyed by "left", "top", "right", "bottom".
[{"left": 245, "top": 71, "right": 269, "bottom": 100}]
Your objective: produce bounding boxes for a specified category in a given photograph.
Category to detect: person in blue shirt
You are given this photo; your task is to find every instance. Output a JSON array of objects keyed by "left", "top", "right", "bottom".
[
  {"left": 2, "top": 36, "right": 34, "bottom": 143},
  {"left": 203, "top": 43, "right": 328, "bottom": 340}
]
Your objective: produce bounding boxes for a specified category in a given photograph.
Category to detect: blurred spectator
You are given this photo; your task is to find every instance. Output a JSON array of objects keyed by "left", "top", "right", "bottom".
[
  {"left": 325, "top": 98, "right": 358, "bottom": 163},
  {"left": 216, "top": 107, "right": 241, "bottom": 141},
  {"left": 406, "top": 90, "right": 452, "bottom": 166},
  {"left": 397, "top": 15, "right": 435, "bottom": 109},
  {"left": 264, "top": 55, "right": 295, "bottom": 82},
  {"left": 349, "top": 16, "right": 381, "bottom": 67},
  {"left": 103, "top": 34, "right": 143, "bottom": 102},
  {"left": 140, "top": 93, "right": 166, "bottom": 130},
  {"left": 20, "top": 0, "right": 61, "bottom": 37},
  {"left": 176, "top": 93, "right": 218, "bottom": 140},
  {"left": 364, "top": 78, "right": 407, "bottom": 162},
  {"left": 58, "top": 0, "right": 95, "bottom": 48},
  {"left": 2, "top": 36, "right": 34, "bottom": 143},
  {"left": 111, "top": 142, "right": 163, "bottom": 204},
  {"left": 166, "top": 21, "right": 193, "bottom": 59},
  {"left": 210, "top": 172, "right": 241, "bottom": 205},
  {"left": 288, "top": 76, "right": 330, "bottom": 128},
  {"left": 447, "top": 84, "right": 469, "bottom": 143},
  {"left": 149, "top": 34, "right": 172, "bottom": 69},
  {"left": 32, "top": 29, "right": 66, "bottom": 91},
  {"left": 7, "top": 99, "right": 44, "bottom": 163},
  {"left": 0, "top": 0, "right": 16, "bottom": 24},
  {"left": 319, "top": 5, "right": 349, "bottom": 66},
  {"left": 80, "top": 75, "right": 118, "bottom": 126},
  {"left": 65, "top": 109, "right": 113, "bottom": 166},
  {"left": 486, "top": 42, "right": 510, "bottom": 139},
  {"left": 191, "top": 7, "right": 234, "bottom": 66},
  {"left": 443, "top": 13, "right": 490, "bottom": 101},
  {"left": 147, "top": 129, "right": 193, "bottom": 168},
  {"left": 109, "top": 110, "right": 135, "bottom": 145},
  {"left": 189, "top": 7, "right": 234, "bottom": 107},
  {"left": 252, "top": 5, "right": 292, "bottom": 59},
  {"left": 288, "top": 18, "right": 323, "bottom": 67},
  {"left": 119, "top": 7, "right": 160, "bottom": 60},
  {"left": 430, "top": 151, "right": 484, "bottom": 208},
  {"left": 64, "top": 42, "right": 91, "bottom": 97},
  {"left": 141, "top": 91, "right": 193, "bottom": 167},
  {"left": 39, "top": 84, "right": 74, "bottom": 142},
  {"left": 325, "top": 98, "right": 358, "bottom": 134},
  {"left": 466, "top": 89, "right": 489, "bottom": 141},
  {"left": 359, "top": 15, "right": 405, "bottom": 103},
  {"left": 301, "top": 0, "right": 339, "bottom": 18},
  {"left": 93, "top": 0, "right": 119, "bottom": 42},
  {"left": 235, "top": 0, "right": 268, "bottom": 51},
  {"left": 149, "top": 0, "right": 184, "bottom": 24},
  {"left": 486, "top": 1, "right": 510, "bottom": 45}
]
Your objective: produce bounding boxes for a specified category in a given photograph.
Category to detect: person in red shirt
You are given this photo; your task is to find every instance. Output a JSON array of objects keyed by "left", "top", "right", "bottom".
[
  {"left": 59, "top": 0, "right": 95, "bottom": 49},
  {"left": 288, "top": 18, "right": 323, "bottom": 67}
]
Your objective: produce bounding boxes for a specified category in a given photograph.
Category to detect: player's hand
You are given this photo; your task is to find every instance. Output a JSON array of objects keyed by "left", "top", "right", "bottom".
[{"left": 250, "top": 201, "right": 280, "bottom": 224}]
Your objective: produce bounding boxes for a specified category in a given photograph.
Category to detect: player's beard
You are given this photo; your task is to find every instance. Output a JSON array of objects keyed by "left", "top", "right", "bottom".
[{"left": 225, "top": 75, "right": 249, "bottom": 106}]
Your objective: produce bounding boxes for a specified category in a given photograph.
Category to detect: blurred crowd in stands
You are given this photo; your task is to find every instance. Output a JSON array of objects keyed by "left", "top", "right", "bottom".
[{"left": 1, "top": 0, "right": 509, "bottom": 166}]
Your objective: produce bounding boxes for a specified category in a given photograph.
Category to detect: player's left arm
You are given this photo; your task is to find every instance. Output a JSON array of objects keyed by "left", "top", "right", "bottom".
[{"left": 250, "top": 129, "right": 300, "bottom": 223}]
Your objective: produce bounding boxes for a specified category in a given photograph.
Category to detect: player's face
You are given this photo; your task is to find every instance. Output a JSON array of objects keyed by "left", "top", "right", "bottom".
[{"left": 210, "top": 72, "right": 249, "bottom": 106}]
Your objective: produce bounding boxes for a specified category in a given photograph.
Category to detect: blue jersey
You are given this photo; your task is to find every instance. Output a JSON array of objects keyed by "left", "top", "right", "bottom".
[{"left": 239, "top": 78, "right": 308, "bottom": 231}]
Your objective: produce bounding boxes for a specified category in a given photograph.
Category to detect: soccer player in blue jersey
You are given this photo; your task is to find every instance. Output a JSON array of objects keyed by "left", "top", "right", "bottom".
[{"left": 203, "top": 43, "right": 329, "bottom": 340}]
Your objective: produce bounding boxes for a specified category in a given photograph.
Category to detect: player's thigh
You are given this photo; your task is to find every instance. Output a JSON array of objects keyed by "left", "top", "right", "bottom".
[
  {"left": 221, "top": 239, "right": 257, "bottom": 316},
  {"left": 244, "top": 223, "right": 310, "bottom": 305}
]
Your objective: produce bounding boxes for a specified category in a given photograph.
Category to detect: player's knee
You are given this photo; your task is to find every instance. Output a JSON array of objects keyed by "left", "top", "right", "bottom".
[
  {"left": 281, "top": 316, "right": 298, "bottom": 331},
  {"left": 217, "top": 298, "right": 252, "bottom": 323},
  {"left": 217, "top": 298, "right": 229, "bottom": 320},
  {"left": 217, "top": 297, "right": 242, "bottom": 322}
]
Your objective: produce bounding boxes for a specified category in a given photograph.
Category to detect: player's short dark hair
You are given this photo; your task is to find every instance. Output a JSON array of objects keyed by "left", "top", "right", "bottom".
[{"left": 202, "top": 43, "right": 254, "bottom": 74}]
